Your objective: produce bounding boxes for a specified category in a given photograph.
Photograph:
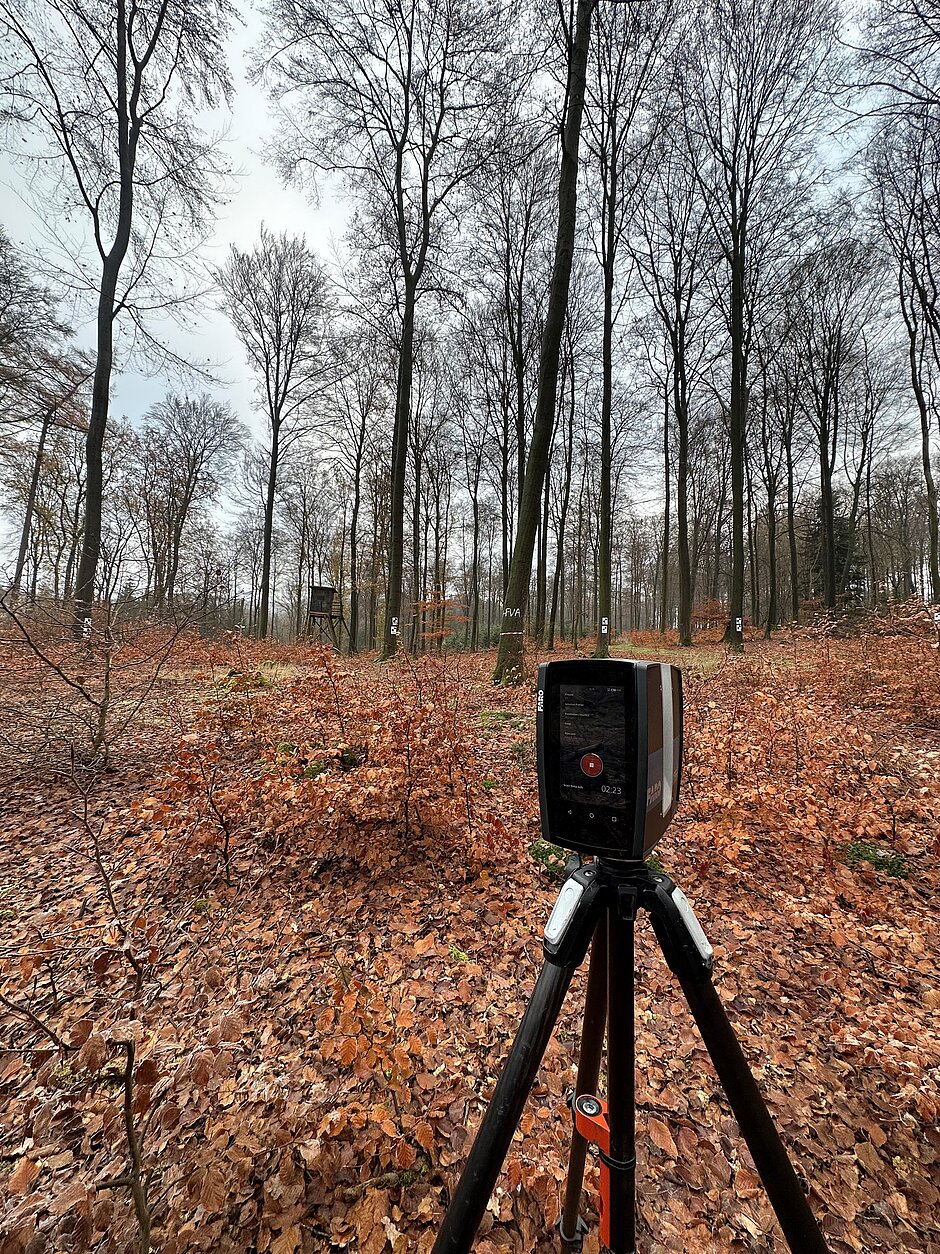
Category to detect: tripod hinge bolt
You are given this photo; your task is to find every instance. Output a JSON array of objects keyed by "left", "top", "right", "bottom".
[{"left": 573, "top": 1093, "right": 610, "bottom": 1155}]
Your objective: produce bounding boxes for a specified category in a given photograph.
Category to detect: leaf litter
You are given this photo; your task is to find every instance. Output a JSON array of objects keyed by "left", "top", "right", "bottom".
[{"left": 0, "top": 627, "right": 938, "bottom": 1253}]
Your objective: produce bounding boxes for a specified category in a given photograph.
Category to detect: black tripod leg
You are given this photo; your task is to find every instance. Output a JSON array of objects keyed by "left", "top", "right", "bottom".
[
  {"left": 606, "top": 898, "right": 637, "bottom": 1254},
  {"left": 558, "top": 914, "right": 608, "bottom": 1246},
  {"left": 432, "top": 954, "right": 579, "bottom": 1254},
  {"left": 675, "top": 971, "right": 830, "bottom": 1254}
]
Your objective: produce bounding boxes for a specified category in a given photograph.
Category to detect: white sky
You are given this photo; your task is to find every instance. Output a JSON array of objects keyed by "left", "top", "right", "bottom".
[{"left": 0, "top": 1, "right": 349, "bottom": 433}]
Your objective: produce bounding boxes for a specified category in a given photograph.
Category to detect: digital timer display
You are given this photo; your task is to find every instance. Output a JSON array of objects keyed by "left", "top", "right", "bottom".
[{"left": 559, "top": 684, "right": 628, "bottom": 811}]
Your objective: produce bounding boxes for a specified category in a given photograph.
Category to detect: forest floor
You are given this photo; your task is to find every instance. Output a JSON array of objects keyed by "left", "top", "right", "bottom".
[{"left": 1, "top": 619, "right": 939, "bottom": 1254}]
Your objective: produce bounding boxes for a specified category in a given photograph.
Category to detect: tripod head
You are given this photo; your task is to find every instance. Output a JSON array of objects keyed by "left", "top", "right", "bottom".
[{"left": 536, "top": 659, "right": 682, "bottom": 861}]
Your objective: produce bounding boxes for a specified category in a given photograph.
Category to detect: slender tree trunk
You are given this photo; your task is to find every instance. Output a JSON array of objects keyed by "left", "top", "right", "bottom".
[
  {"left": 660, "top": 392, "right": 670, "bottom": 633},
  {"left": 258, "top": 426, "right": 280, "bottom": 638},
  {"left": 71, "top": 10, "right": 138, "bottom": 634},
  {"left": 765, "top": 492, "right": 778, "bottom": 638},
  {"left": 12, "top": 407, "right": 53, "bottom": 599},
  {"left": 747, "top": 455, "right": 759, "bottom": 624},
  {"left": 676, "top": 352, "right": 692, "bottom": 646},
  {"left": 786, "top": 434, "right": 800, "bottom": 621},
  {"left": 711, "top": 457, "right": 727, "bottom": 604},
  {"left": 493, "top": 0, "right": 595, "bottom": 683},
  {"left": 410, "top": 449, "right": 422, "bottom": 653},
  {"left": 535, "top": 482, "right": 549, "bottom": 644},
  {"left": 73, "top": 263, "right": 121, "bottom": 634},
  {"left": 726, "top": 234, "right": 746, "bottom": 651},
  {"left": 595, "top": 145, "right": 616, "bottom": 660},
  {"left": 348, "top": 464, "right": 362, "bottom": 651},
  {"left": 865, "top": 454, "right": 877, "bottom": 609},
  {"left": 819, "top": 425, "right": 837, "bottom": 610},
  {"left": 470, "top": 499, "right": 480, "bottom": 650},
  {"left": 501, "top": 402, "right": 511, "bottom": 595},
  {"left": 382, "top": 286, "right": 416, "bottom": 659},
  {"left": 906, "top": 329, "right": 940, "bottom": 601}
]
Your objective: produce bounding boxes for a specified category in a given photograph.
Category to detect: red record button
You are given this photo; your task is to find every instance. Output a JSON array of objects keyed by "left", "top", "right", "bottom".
[{"left": 580, "top": 753, "right": 603, "bottom": 778}]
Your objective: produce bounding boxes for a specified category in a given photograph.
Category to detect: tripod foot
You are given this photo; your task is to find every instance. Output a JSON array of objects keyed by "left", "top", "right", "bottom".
[{"left": 555, "top": 1213, "right": 588, "bottom": 1251}]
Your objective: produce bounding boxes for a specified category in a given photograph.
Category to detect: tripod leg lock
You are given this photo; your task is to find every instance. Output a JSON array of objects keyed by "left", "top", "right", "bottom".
[
  {"left": 555, "top": 1213, "right": 589, "bottom": 1250},
  {"left": 571, "top": 1094, "right": 613, "bottom": 1250}
]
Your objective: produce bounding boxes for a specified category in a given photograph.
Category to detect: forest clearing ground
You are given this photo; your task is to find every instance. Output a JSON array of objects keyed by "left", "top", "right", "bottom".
[{"left": 1, "top": 627, "right": 939, "bottom": 1254}]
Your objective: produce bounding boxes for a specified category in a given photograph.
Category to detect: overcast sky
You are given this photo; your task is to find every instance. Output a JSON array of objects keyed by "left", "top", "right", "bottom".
[{"left": 0, "top": 0, "right": 349, "bottom": 436}]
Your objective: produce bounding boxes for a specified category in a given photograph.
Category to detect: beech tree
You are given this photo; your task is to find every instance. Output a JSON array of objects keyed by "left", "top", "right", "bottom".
[
  {"left": 680, "top": 0, "right": 839, "bottom": 649},
  {"left": 584, "top": 0, "right": 676, "bottom": 656},
  {"left": 469, "top": 120, "right": 555, "bottom": 555},
  {"left": 0, "top": 227, "right": 65, "bottom": 422},
  {"left": 789, "top": 218, "right": 886, "bottom": 610},
  {"left": 218, "top": 228, "right": 332, "bottom": 639},
  {"left": 1, "top": 230, "right": 92, "bottom": 598},
  {"left": 264, "top": 0, "right": 512, "bottom": 659},
  {"left": 493, "top": 0, "right": 596, "bottom": 683},
  {"left": 0, "top": 0, "right": 232, "bottom": 634},
  {"left": 870, "top": 108, "right": 940, "bottom": 601},
  {"left": 130, "top": 396, "right": 243, "bottom": 610},
  {"left": 324, "top": 326, "right": 390, "bottom": 653},
  {"left": 630, "top": 122, "right": 713, "bottom": 646}
]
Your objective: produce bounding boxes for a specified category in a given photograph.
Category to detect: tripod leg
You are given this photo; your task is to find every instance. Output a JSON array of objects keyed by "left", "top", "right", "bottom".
[
  {"left": 432, "top": 954, "right": 578, "bottom": 1254},
  {"left": 675, "top": 971, "right": 830, "bottom": 1254},
  {"left": 605, "top": 898, "right": 637, "bottom": 1254},
  {"left": 558, "top": 914, "right": 608, "bottom": 1246}
]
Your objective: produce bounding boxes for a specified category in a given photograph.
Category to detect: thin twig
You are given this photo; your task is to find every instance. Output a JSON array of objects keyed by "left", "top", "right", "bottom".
[
  {"left": 96, "top": 1040, "right": 151, "bottom": 1254},
  {"left": 78, "top": 792, "right": 146, "bottom": 992},
  {"left": 0, "top": 989, "right": 71, "bottom": 1052}
]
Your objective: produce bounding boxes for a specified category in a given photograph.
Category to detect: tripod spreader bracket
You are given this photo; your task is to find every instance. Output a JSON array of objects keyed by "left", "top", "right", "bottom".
[
  {"left": 544, "top": 863, "right": 604, "bottom": 967},
  {"left": 640, "top": 872, "right": 714, "bottom": 984},
  {"left": 543, "top": 862, "right": 713, "bottom": 983}
]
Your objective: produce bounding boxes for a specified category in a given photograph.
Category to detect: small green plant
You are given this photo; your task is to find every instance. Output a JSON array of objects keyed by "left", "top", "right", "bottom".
[
  {"left": 529, "top": 839, "right": 569, "bottom": 883},
  {"left": 511, "top": 739, "right": 533, "bottom": 767},
  {"left": 192, "top": 898, "right": 211, "bottom": 915},
  {"left": 0, "top": 907, "right": 15, "bottom": 922},
  {"left": 481, "top": 778, "right": 497, "bottom": 791},
  {"left": 99, "top": 1059, "right": 127, "bottom": 1089},
  {"left": 448, "top": 943, "right": 469, "bottom": 963},
  {"left": 480, "top": 709, "right": 520, "bottom": 725},
  {"left": 646, "top": 854, "right": 665, "bottom": 874},
  {"left": 50, "top": 1062, "right": 76, "bottom": 1089},
  {"left": 842, "top": 840, "right": 909, "bottom": 878},
  {"left": 302, "top": 760, "right": 328, "bottom": 778}
]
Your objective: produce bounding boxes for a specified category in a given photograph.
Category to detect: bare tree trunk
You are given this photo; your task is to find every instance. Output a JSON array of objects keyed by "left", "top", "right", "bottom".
[
  {"left": 905, "top": 317, "right": 940, "bottom": 600},
  {"left": 383, "top": 288, "right": 416, "bottom": 658},
  {"left": 493, "top": 0, "right": 595, "bottom": 683},
  {"left": 595, "top": 229, "right": 614, "bottom": 658},
  {"left": 660, "top": 392, "right": 670, "bottom": 633},
  {"left": 73, "top": 258, "right": 122, "bottom": 634},
  {"left": 725, "top": 239, "right": 746, "bottom": 650},
  {"left": 12, "top": 407, "right": 53, "bottom": 599},
  {"left": 348, "top": 470, "right": 362, "bottom": 652},
  {"left": 258, "top": 428, "right": 280, "bottom": 638},
  {"left": 676, "top": 357, "right": 693, "bottom": 646}
]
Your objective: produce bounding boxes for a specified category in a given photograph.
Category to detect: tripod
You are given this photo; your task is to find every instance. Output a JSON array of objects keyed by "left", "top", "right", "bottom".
[{"left": 433, "top": 859, "right": 830, "bottom": 1254}]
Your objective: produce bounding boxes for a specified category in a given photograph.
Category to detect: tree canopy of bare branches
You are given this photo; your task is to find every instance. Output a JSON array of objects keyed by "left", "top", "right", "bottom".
[{"left": 0, "top": 0, "right": 234, "bottom": 632}]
